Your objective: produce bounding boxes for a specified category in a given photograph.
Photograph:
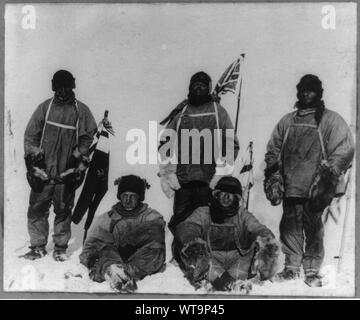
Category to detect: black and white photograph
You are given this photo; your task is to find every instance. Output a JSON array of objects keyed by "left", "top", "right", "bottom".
[{"left": 3, "top": 2, "right": 356, "bottom": 297}]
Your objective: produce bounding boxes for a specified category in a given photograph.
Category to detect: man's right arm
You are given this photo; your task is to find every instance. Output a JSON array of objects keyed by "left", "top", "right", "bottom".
[
  {"left": 264, "top": 115, "right": 289, "bottom": 170},
  {"left": 24, "top": 103, "right": 47, "bottom": 155},
  {"left": 174, "top": 208, "right": 207, "bottom": 247},
  {"left": 79, "top": 213, "right": 116, "bottom": 268}
]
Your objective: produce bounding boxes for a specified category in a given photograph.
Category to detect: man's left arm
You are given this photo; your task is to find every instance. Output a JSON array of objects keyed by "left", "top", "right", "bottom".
[
  {"left": 243, "top": 211, "right": 275, "bottom": 240},
  {"left": 77, "top": 104, "right": 97, "bottom": 156},
  {"left": 324, "top": 114, "right": 355, "bottom": 176}
]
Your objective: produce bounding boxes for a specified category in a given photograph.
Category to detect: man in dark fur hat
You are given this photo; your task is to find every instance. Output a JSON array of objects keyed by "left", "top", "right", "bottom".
[
  {"left": 174, "top": 176, "right": 279, "bottom": 293},
  {"left": 264, "top": 74, "right": 354, "bottom": 287},
  {"left": 80, "top": 175, "right": 166, "bottom": 293}
]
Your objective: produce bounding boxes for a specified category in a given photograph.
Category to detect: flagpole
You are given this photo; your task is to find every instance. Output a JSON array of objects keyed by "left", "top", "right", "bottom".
[
  {"left": 245, "top": 141, "right": 253, "bottom": 210},
  {"left": 234, "top": 54, "right": 245, "bottom": 135}
]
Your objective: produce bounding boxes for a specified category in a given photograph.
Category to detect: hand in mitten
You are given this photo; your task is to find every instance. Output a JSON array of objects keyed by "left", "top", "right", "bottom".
[
  {"left": 230, "top": 279, "right": 253, "bottom": 294},
  {"left": 67, "top": 151, "right": 90, "bottom": 173},
  {"left": 159, "top": 172, "right": 181, "bottom": 198},
  {"left": 264, "top": 165, "right": 284, "bottom": 206},
  {"left": 60, "top": 153, "right": 89, "bottom": 191},
  {"left": 25, "top": 151, "right": 48, "bottom": 178},
  {"left": 25, "top": 151, "right": 48, "bottom": 192},
  {"left": 181, "top": 239, "right": 210, "bottom": 284},
  {"left": 104, "top": 264, "right": 137, "bottom": 293},
  {"left": 212, "top": 271, "right": 235, "bottom": 292},
  {"left": 254, "top": 236, "right": 280, "bottom": 281},
  {"left": 308, "top": 161, "right": 339, "bottom": 213}
]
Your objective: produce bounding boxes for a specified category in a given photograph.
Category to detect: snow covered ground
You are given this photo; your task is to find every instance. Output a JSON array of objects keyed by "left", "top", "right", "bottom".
[
  {"left": 3, "top": 3, "right": 356, "bottom": 297},
  {"left": 3, "top": 146, "right": 356, "bottom": 297}
]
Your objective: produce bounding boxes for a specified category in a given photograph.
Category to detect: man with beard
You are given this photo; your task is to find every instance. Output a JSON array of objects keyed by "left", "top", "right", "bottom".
[
  {"left": 79, "top": 175, "right": 166, "bottom": 293},
  {"left": 158, "top": 71, "right": 239, "bottom": 242},
  {"left": 22, "top": 70, "right": 97, "bottom": 261},
  {"left": 264, "top": 74, "right": 354, "bottom": 287},
  {"left": 174, "top": 176, "right": 279, "bottom": 292}
]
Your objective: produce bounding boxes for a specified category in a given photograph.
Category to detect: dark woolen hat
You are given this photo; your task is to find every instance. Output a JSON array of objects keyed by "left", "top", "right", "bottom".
[
  {"left": 114, "top": 175, "right": 150, "bottom": 201},
  {"left": 214, "top": 176, "right": 242, "bottom": 196},
  {"left": 189, "top": 71, "right": 212, "bottom": 90},
  {"left": 52, "top": 70, "right": 76, "bottom": 91},
  {"left": 296, "top": 74, "right": 323, "bottom": 99}
]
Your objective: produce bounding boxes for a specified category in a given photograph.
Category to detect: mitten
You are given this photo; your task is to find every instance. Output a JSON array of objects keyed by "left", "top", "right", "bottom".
[
  {"left": 25, "top": 151, "right": 48, "bottom": 192},
  {"left": 158, "top": 163, "right": 181, "bottom": 198},
  {"left": 212, "top": 271, "right": 235, "bottom": 291},
  {"left": 264, "top": 165, "right": 284, "bottom": 206},
  {"left": 254, "top": 236, "right": 280, "bottom": 281},
  {"left": 308, "top": 161, "right": 339, "bottom": 213},
  {"left": 104, "top": 264, "right": 137, "bottom": 293},
  {"left": 159, "top": 172, "right": 181, "bottom": 198},
  {"left": 180, "top": 239, "right": 210, "bottom": 284},
  {"left": 60, "top": 152, "right": 90, "bottom": 192},
  {"left": 230, "top": 279, "right": 253, "bottom": 294}
]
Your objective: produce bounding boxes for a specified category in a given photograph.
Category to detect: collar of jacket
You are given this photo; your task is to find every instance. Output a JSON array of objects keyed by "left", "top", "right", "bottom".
[
  {"left": 111, "top": 202, "right": 149, "bottom": 219},
  {"left": 53, "top": 91, "right": 76, "bottom": 105},
  {"left": 294, "top": 100, "right": 325, "bottom": 116}
]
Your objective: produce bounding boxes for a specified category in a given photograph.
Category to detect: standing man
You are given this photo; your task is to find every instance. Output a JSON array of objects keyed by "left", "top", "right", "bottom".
[
  {"left": 23, "top": 70, "right": 97, "bottom": 261},
  {"left": 158, "top": 71, "right": 240, "bottom": 237},
  {"left": 264, "top": 74, "right": 354, "bottom": 287}
]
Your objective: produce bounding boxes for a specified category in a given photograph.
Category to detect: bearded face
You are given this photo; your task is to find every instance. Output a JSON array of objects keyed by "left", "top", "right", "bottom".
[
  {"left": 297, "top": 89, "right": 318, "bottom": 108},
  {"left": 188, "top": 81, "right": 212, "bottom": 106},
  {"left": 55, "top": 87, "right": 74, "bottom": 103}
]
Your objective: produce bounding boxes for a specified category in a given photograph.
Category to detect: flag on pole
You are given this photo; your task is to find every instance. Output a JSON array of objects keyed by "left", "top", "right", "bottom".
[
  {"left": 236, "top": 141, "right": 254, "bottom": 210},
  {"left": 72, "top": 110, "right": 114, "bottom": 242},
  {"left": 212, "top": 54, "right": 244, "bottom": 97}
]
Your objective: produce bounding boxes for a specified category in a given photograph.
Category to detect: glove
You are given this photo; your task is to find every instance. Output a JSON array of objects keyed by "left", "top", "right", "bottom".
[
  {"left": 212, "top": 271, "right": 235, "bottom": 292},
  {"left": 229, "top": 279, "right": 253, "bottom": 294},
  {"left": 25, "top": 151, "right": 49, "bottom": 192},
  {"left": 158, "top": 171, "right": 181, "bottom": 199},
  {"left": 60, "top": 153, "right": 90, "bottom": 192},
  {"left": 67, "top": 153, "right": 90, "bottom": 172},
  {"left": 104, "top": 264, "right": 137, "bottom": 293},
  {"left": 180, "top": 239, "right": 210, "bottom": 285},
  {"left": 308, "top": 161, "right": 339, "bottom": 213},
  {"left": 254, "top": 236, "right": 280, "bottom": 281},
  {"left": 264, "top": 165, "right": 284, "bottom": 206}
]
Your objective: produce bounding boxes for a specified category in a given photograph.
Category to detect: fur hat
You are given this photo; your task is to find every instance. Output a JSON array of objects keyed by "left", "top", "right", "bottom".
[
  {"left": 114, "top": 175, "right": 150, "bottom": 201},
  {"left": 189, "top": 71, "right": 212, "bottom": 92},
  {"left": 213, "top": 176, "right": 242, "bottom": 196},
  {"left": 52, "top": 70, "right": 75, "bottom": 91},
  {"left": 296, "top": 74, "right": 323, "bottom": 99}
]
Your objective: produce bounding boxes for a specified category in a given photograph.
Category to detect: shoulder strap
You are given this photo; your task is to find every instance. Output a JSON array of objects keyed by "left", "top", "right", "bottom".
[
  {"left": 278, "top": 111, "right": 327, "bottom": 161},
  {"left": 39, "top": 98, "right": 80, "bottom": 149},
  {"left": 175, "top": 103, "right": 188, "bottom": 132},
  {"left": 40, "top": 98, "right": 53, "bottom": 148},
  {"left": 317, "top": 125, "right": 327, "bottom": 160},
  {"left": 277, "top": 112, "right": 296, "bottom": 161}
]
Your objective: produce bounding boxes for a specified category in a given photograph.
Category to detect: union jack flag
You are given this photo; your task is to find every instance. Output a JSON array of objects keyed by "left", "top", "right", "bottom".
[{"left": 212, "top": 54, "right": 244, "bottom": 97}]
